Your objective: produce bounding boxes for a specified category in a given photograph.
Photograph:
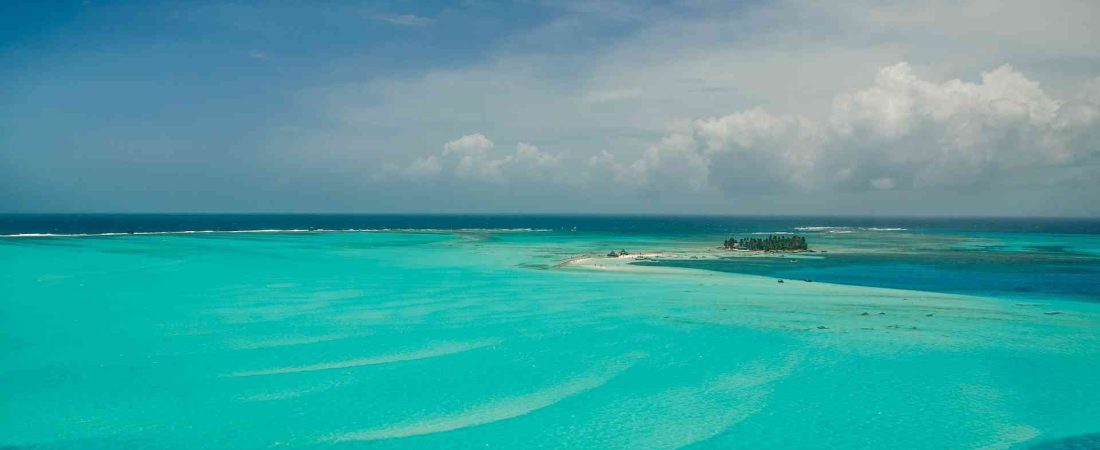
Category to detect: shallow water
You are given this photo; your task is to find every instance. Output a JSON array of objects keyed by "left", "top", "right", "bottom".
[{"left": 2, "top": 216, "right": 1099, "bottom": 449}]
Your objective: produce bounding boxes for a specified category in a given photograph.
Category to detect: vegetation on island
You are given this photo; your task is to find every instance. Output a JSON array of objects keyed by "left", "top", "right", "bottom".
[
  {"left": 723, "top": 235, "right": 808, "bottom": 251},
  {"left": 607, "top": 249, "right": 630, "bottom": 257}
]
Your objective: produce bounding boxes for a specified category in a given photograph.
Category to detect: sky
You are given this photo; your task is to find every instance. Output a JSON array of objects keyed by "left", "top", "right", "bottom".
[{"left": 1, "top": 0, "right": 1099, "bottom": 216}]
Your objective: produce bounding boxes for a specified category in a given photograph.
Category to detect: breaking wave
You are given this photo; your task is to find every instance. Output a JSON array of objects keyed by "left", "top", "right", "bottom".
[{"left": 794, "top": 226, "right": 907, "bottom": 233}]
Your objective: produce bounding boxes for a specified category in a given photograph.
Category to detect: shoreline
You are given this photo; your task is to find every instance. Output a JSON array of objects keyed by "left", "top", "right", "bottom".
[
  {"left": 552, "top": 250, "right": 1100, "bottom": 357},
  {"left": 555, "top": 248, "right": 1100, "bottom": 317},
  {"left": 556, "top": 247, "right": 823, "bottom": 270}
]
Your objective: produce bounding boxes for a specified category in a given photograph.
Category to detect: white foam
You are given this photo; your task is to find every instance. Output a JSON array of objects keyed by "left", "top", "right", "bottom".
[
  {"left": 792, "top": 226, "right": 907, "bottom": 233},
  {"left": 227, "top": 339, "right": 499, "bottom": 377},
  {"left": 325, "top": 353, "right": 643, "bottom": 442},
  {"left": 794, "top": 226, "right": 848, "bottom": 231}
]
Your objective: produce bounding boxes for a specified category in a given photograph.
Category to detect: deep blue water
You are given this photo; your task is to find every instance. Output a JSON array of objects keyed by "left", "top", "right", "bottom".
[
  {"left": 639, "top": 253, "right": 1100, "bottom": 303},
  {"left": 2, "top": 213, "right": 1100, "bottom": 235}
]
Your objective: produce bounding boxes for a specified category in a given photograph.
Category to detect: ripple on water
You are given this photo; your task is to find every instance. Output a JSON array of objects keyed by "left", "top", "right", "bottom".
[
  {"left": 324, "top": 353, "right": 645, "bottom": 442},
  {"left": 226, "top": 339, "right": 501, "bottom": 377}
]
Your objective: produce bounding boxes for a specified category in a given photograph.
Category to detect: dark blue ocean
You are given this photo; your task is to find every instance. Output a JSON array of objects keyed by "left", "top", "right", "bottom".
[{"left": 3, "top": 213, "right": 1100, "bottom": 235}]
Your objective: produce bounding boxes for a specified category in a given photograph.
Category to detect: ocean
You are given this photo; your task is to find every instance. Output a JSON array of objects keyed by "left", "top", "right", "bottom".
[{"left": 2, "top": 214, "right": 1099, "bottom": 449}]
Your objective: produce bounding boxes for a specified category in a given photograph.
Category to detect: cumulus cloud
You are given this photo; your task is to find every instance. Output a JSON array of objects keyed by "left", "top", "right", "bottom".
[
  {"left": 829, "top": 63, "right": 1075, "bottom": 189},
  {"left": 508, "top": 142, "right": 564, "bottom": 181},
  {"left": 387, "top": 63, "right": 1099, "bottom": 201},
  {"left": 693, "top": 109, "right": 826, "bottom": 192},
  {"left": 583, "top": 109, "right": 825, "bottom": 195},
  {"left": 442, "top": 133, "right": 499, "bottom": 181},
  {"left": 400, "top": 155, "right": 441, "bottom": 180},
  {"left": 397, "top": 133, "right": 563, "bottom": 183},
  {"left": 619, "top": 63, "right": 1100, "bottom": 194}
]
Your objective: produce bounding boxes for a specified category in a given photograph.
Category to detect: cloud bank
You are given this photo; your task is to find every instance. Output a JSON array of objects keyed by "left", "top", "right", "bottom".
[{"left": 390, "top": 63, "right": 1100, "bottom": 201}]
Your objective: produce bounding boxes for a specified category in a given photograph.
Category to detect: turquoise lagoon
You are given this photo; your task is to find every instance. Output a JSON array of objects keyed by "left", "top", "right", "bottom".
[{"left": 2, "top": 215, "right": 1100, "bottom": 449}]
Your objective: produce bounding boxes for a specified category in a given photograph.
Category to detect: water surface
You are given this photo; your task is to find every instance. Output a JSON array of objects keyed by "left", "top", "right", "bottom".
[{"left": 2, "top": 215, "right": 1099, "bottom": 449}]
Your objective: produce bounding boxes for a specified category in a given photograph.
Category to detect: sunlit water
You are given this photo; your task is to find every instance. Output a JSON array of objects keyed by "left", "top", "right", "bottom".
[{"left": 2, "top": 215, "right": 1099, "bottom": 449}]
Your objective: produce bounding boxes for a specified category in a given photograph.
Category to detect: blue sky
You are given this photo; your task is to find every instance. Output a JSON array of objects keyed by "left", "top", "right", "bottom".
[{"left": 2, "top": 0, "right": 1099, "bottom": 215}]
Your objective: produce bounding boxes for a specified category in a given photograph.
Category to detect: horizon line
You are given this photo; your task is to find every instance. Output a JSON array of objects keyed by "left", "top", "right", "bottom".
[{"left": 2, "top": 212, "right": 1099, "bottom": 220}]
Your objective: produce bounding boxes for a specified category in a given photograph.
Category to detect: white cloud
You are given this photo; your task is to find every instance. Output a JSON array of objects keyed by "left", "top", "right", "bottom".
[
  {"left": 386, "top": 63, "right": 1099, "bottom": 199},
  {"left": 508, "top": 142, "right": 564, "bottom": 181},
  {"left": 578, "top": 107, "right": 826, "bottom": 195},
  {"left": 621, "top": 133, "right": 712, "bottom": 192},
  {"left": 693, "top": 109, "right": 826, "bottom": 191},
  {"left": 400, "top": 155, "right": 441, "bottom": 180},
  {"left": 301, "top": 0, "right": 1100, "bottom": 214},
  {"left": 828, "top": 63, "right": 1095, "bottom": 188},
  {"left": 442, "top": 133, "right": 499, "bottom": 181},
  {"left": 442, "top": 133, "right": 495, "bottom": 156},
  {"left": 404, "top": 63, "right": 1100, "bottom": 198},
  {"left": 401, "top": 134, "right": 564, "bottom": 184},
  {"left": 615, "top": 63, "right": 1100, "bottom": 195}
]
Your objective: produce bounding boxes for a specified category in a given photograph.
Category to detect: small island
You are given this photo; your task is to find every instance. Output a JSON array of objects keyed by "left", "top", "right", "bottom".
[{"left": 723, "top": 235, "right": 808, "bottom": 252}]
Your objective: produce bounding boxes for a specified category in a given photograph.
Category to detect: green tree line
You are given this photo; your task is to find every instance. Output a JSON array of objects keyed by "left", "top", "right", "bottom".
[{"left": 723, "top": 235, "right": 808, "bottom": 251}]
